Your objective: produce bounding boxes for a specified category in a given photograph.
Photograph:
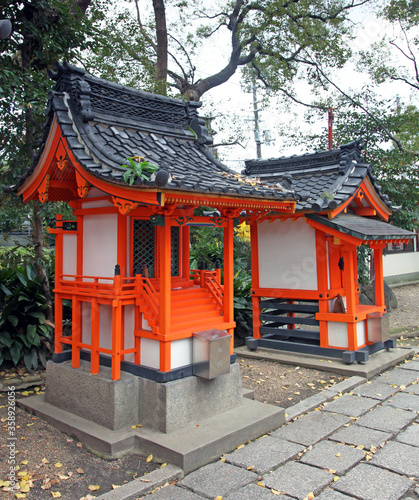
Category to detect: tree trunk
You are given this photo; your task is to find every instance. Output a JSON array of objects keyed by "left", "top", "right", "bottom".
[{"left": 153, "top": 0, "right": 168, "bottom": 87}]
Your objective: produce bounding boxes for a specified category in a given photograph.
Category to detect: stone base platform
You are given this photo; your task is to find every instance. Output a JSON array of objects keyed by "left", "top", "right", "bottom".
[
  {"left": 18, "top": 361, "right": 285, "bottom": 473},
  {"left": 235, "top": 346, "right": 415, "bottom": 379}
]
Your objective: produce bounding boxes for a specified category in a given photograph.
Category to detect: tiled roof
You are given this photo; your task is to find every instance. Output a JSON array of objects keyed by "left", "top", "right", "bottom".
[
  {"left": 243, "top": 140, "right": 394, "bottom": 212},
  {"left": 306, "top": 213, "right": 415, "bottom": 241},
  {"left": 10, "top": 63, "right": 294, "bottom": 202}
]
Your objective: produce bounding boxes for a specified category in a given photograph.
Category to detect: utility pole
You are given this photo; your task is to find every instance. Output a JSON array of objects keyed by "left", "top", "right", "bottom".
[
  {"left": 328, "top": 107, "right": 333, "bottom": 150},
  {"left": 252, "top": 77, "right": 262, "bottom": 159}
]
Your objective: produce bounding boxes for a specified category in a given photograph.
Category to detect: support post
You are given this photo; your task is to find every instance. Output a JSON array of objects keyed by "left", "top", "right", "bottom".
[
  {"left": 111, "top": 299, "right": 122, "bottom": 380},
  {"left": 54, "top": 215, "right": 63, "bottom": 353},
  {"left": 223, "top": 219, "right": 234, "bottom": 353},
  {"left": 374, "top": 247, "right": 385, "bottom": 308},
  {"left": 159, "top": 218, "right": 171, "bottom": 371},
  {"left": 91, "top": 298, "right": 100, "bottom": 374},
  {"left": 342, "top": 247, "right": 357, "bottom": 351},
  {"left": 72, "top": 296, "right": 81, "bottom": 369},
  {"left": 316, "top": 230, "right": 329, "bottom": 347}
]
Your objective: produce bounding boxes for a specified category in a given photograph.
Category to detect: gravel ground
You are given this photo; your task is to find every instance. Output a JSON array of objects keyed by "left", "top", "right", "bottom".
[{"left": 0, "top": 284, "right": 418, "bottom": 499}]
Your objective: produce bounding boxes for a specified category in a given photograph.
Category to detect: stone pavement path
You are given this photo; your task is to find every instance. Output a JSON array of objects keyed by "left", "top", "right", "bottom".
[{"left": 142, "top": 354, "right": 419, "bottom": 500}]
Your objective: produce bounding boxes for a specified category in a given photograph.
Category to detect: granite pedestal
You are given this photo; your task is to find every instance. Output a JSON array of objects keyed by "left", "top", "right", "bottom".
[{"left": 19, "top": 360, "right": 285, "bottom": 472}]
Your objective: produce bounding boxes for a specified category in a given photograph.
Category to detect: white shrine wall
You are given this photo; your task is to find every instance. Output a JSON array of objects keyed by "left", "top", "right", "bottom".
[{"left": 258, "top": 217, "right": 318, "bottom": 290}]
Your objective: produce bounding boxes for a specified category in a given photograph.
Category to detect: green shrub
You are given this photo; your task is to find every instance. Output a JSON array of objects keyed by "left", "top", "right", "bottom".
[
  {"left": 233, "top": 269, "right": 253, "bottom": 345},
  {"left": 0, "top": 245, "right": 54, "bottom": 275},
  {"left": 0, "top": 264, "right": 54, "bottom": 371}
]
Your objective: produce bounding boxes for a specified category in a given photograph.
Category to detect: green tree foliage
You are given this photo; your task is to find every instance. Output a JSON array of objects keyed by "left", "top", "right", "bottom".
[
  {"left": 0, "top": 0, "right": 93, "bottom": 321},
  {"left": 359, "top": 0, "right": 419, "bottom": 100},
  {"left": 81, "top": 0, "right": 370, "bottom": 101},
  {"left": 287, "top": 92, "right": 419, "bottom": 230}
]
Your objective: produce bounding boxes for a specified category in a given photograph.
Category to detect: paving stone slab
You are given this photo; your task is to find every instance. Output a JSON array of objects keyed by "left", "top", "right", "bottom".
[
  {"left": 352, "top": 381, "right": 399, "bottom": 400},
  {"left": 225, "top": 436, "right": 304, "bottom": 475},
  {"left": 285, "top": 392, "right": 334, "bottom": 421},
  {"left": 371, "top": 441, "right": 419, "bottom": 477},
  {"left": 396, "top": 423, "right": 419, "bottom": 447},
  {"left": 333, "top": 463, "right": 413, "bottom": 500},
  {"left": 384, "top": 392, "right": 419, "bottom": 411},
  {"left": 299, "top": 440, "right": 365, "bottom": 475},
  {"left": 399, "top": 360, "right": 419, "bottom": 372},
  {"left": 264, "top": 462, "right": 333, "bottom": 499},
  {"left": 316, "top": 490, "right": 356, "bottom": 500},
  {"left": 224, "top": 484, "right": 293, "bottom": 500},
  {"left": 178, "top": 461, "right": 257, "bottom": 499},
  {"left": 329, "top": 424, "right": 393, "bottom": 448},
  {"left": 271, "top": 410, "right": 350, "bottom": 446},
  {"left": 142, "top": 485, "right": 206, "bottom": 500},
  {"left": 402, "top": 383, "right": 419, "bottom": 395},
  {"left": 322, "top": 394, "right": 379, "bottom": 417},
  {"left": 374, "top": 368, "right": 419, "bottom": 387},
  {"left": 356, "top": 405, "right": 417, "bottom": 434}
]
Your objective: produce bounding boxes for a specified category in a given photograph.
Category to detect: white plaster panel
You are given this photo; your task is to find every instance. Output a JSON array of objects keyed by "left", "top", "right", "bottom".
[
  {"left": 328, "top": 321, "right": 348, "bottom": 348},
  {"left": 171, "top": 338, "right": 193, "bottom": 369},
  {"left": 99, "top": 304, "right": 113, "bottom": 353},
  {"left": 124, "top": 305, "right": 135, "bottom": 363},
  {"left": 258, "top": 218, "right": 317, "bottom": 290},
  {"left": 357, "top": 320, "right": 366, "bottom": 348},
  {"left": 81, "top": 199, "right": 112, "bottom": 209},
  {"left": 140, "top": 338, "right": 160, "bottom": 369},
  {"left": 62, "top": 233, "right": 77, "bottom": 276},
  {"left": 142, "top": 317, "right": 151, "bottom": 331},
  {"left": 86, "top": 187, "right": 108, "bottom": 199},
  {"left": 83, "top": 214, "right": 117, "bottom": 277}
]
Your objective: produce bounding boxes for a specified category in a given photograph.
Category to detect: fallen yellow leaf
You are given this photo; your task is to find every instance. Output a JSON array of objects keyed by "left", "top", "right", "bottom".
[
  {"left": 146, "top": 454, "right": 153, "bottom": 463},
  {"left": 88, "top": 485, "right": 100, "bottom": 491},
  {"left": 51, "top": 492, "right": 61, "bottom": 498},
  {"left": 236, "top": 444, "right": 245, "bottom": 450},
  {"left": 14, "top": 494, "right": 26, "bottom": 499},
  {"left": 54, "top": 463, "right": 62, "bottom": 468},
  {"left": 20, "top": 484, "right": 30, "bottom": 493},
  {"left": 112, "top": 484, "right": 121, "bottom": 489},
  {"left": 76, "top": 468, "right": 84, "bottom": 474},
  {"left": 42, "top": 458, "right": 49, "bottom": 464},
  {"left": 0, "top": 480, "right": 10, "bottom": 487},
  {"left": 20, "top": 460, "right": 28, "bottom": 465}
]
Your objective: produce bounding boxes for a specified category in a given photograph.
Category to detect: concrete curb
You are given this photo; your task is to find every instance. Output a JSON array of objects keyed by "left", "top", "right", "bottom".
[
  {"left": 285, "top": 376, "right": 366, "bottom": 421},
  {"left": 95, "top": 464, "right": 184, "bottom": 500}
]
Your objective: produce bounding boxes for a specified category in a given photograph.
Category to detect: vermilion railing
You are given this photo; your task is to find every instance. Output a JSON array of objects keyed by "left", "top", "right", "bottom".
[
  {"left": 136, "top": 276, "right": 160, "bottom": 323},
  {"left": 204, "top": 272, "right": 224, "bottom": 312}
]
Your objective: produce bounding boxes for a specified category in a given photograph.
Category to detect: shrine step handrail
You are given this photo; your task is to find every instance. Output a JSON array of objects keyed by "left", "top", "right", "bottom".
[
  {"left": 203, "top": 272, "right": 224, "bottom": 313},
  {"left": 136, "top": 276, "right": 160, "bottom": 323}
]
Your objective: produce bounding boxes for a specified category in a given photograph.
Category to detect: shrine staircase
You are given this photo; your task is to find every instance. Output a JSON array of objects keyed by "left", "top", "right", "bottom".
[
  {"left": 138, "top": 286, "right": 228, "bottom": 336},
  {"left": 259, "top": 299, "right": 320, "bottom": 346}
]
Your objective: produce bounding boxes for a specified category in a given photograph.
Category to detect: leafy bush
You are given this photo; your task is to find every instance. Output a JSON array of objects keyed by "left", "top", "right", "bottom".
[
  {"left": 0, "top": 264, "right": 54, "bottom": 371},
  {"left": 0, "top": 245, "right": 54, "bottom": 275},
  {"left": 233, "top": 269, "right": 253, "bottom": 346}
]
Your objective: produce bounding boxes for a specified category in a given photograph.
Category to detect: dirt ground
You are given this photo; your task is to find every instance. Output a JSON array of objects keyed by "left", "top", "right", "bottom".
[{"left": 0, "top": 284, "right": 418, "bottom": 499}]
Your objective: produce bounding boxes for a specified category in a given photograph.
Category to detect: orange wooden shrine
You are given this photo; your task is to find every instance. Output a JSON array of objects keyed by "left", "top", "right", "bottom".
[
  {"left": 10, "top": 64, "right": 414, "bottom": 378},
  {"left": 11, "top": 63, "right": 296, "bottom": 380},
  {"left": 244, "top": 141, "right": 415, "bottom": 362}
]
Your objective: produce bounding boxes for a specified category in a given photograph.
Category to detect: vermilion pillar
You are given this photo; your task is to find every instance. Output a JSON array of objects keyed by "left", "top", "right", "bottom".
[
  {"left": 223, "top": 218, "right": 235, "bottom": 353},
  {"left": 159, "top": 218, "right": 172, "bottom": 371}
]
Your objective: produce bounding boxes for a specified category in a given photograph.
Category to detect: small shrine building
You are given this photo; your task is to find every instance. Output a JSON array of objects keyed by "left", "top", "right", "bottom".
[{"left": 244, "top": 142, "right": 414, "bottom": 362}]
